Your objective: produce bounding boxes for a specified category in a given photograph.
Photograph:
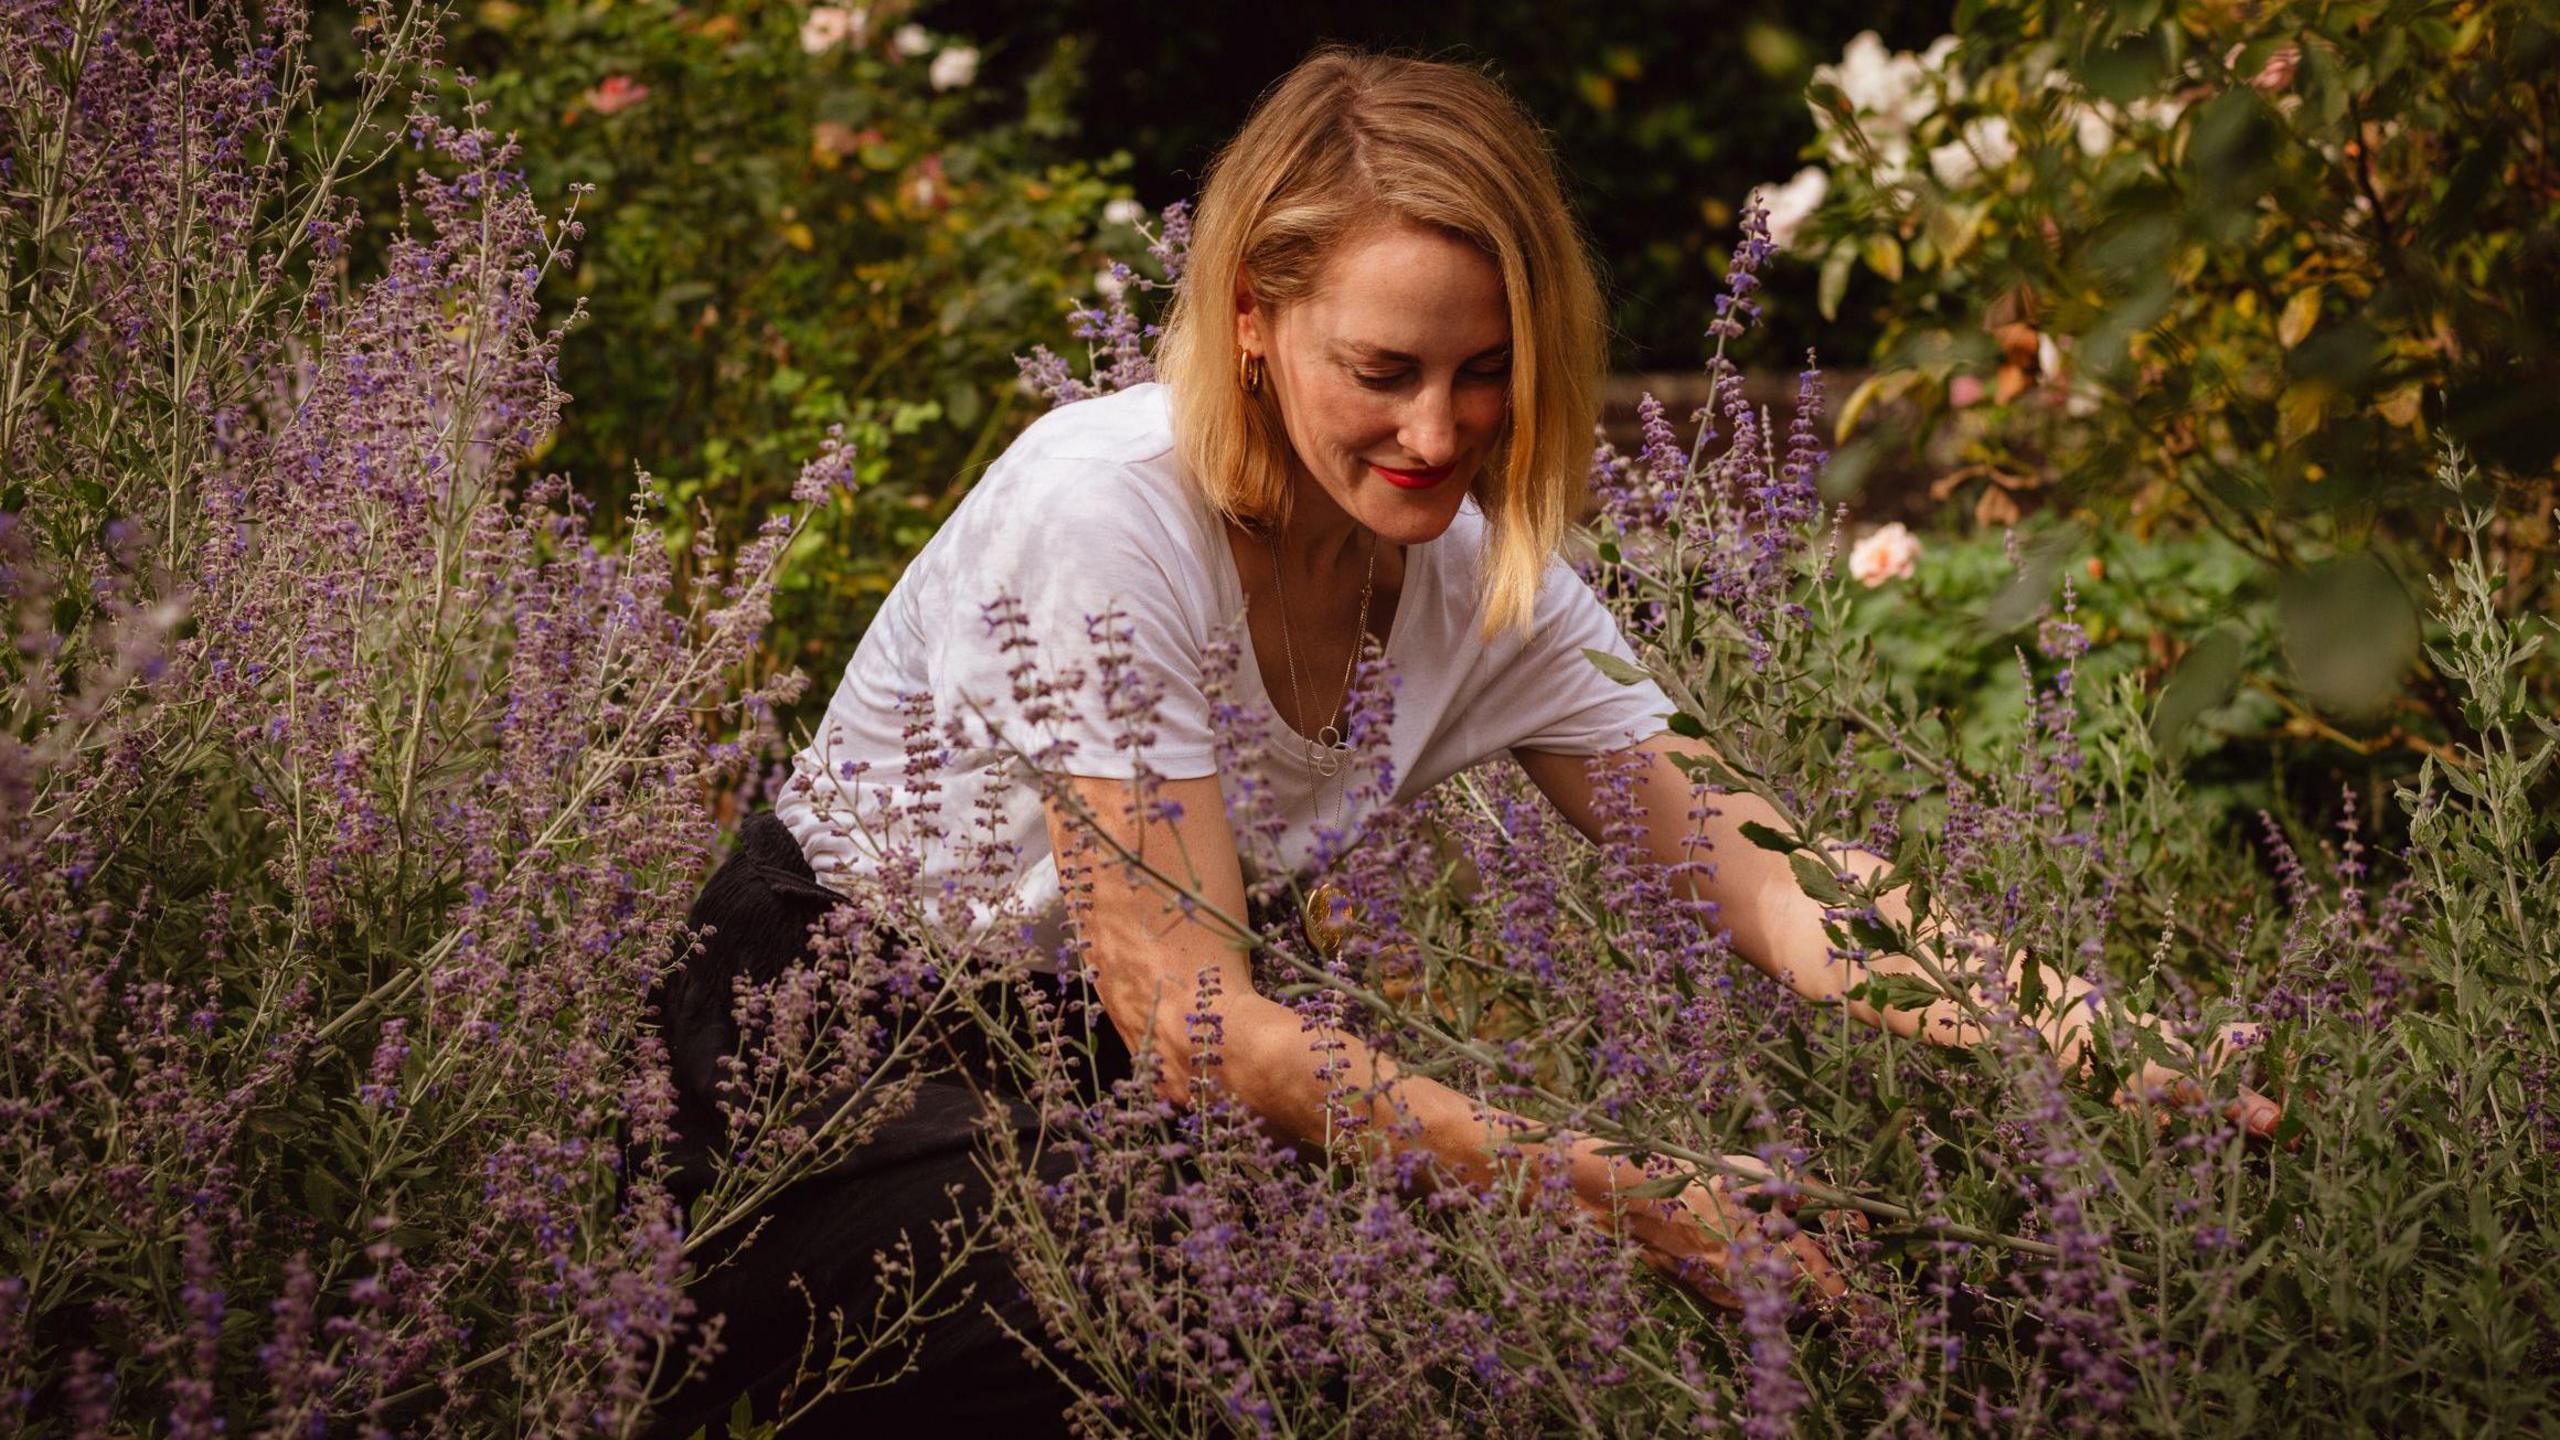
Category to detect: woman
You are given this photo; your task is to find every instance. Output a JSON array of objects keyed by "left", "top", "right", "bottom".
[{"left": 652, "top": 46, "right": 2281, "bottom": 1435}]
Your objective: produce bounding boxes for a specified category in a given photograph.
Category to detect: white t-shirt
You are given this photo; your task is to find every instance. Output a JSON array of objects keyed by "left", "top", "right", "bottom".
[{"left": 776, "top": 381, "right": 1672, "bottom": 967}]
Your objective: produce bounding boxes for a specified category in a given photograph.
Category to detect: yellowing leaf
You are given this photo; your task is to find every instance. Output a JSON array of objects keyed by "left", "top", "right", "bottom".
[
  {"left": 2278, "top": 381, "right": 2334, "bottom": 448},
  {"left": 1861, "top": 233, "right": 1904, "bottom": 283},
  {"left": 781, "top": 222, "right": 816, "bottom": 252},
  {"left": 1836, "top": 370, "right": 1900, "bottom": 442},
  {"left": 2377, "top": 383, "right": 2425, "bottom": 430},
  {"left": 2279, "top": 286, "right": 2323, "bottom": 348},
  {"left": 1925, "top": 200, "right": 1989, "bottom": 266}
]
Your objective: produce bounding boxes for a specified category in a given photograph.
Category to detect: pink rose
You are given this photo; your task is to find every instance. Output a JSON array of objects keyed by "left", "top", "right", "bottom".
[
  {"left": 2253, "top": 42, "right": 2301, "bottom": 93},
  {"left": 1848, "top": 521, "right": 1922, "bottom": 587},
  {"left": 585, "top": 74, "right": 649, "bottom": 116}
]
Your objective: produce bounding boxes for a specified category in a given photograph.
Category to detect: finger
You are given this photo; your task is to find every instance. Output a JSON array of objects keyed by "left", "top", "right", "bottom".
[
  {"left": 2110, "top": 1068, "right": 2186, "bottom": 1128},
  {"left": 2208, "top": 1022, "right": 2266, "bottom": 1070},
  {"left": 2224, "top": 1084, "right": 2282, "bottom": 1139}
]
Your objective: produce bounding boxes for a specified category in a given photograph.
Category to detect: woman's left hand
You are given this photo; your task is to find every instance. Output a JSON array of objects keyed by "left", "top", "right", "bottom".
[{"left": 2119, "top": 1021, "right": 2283, "bottom": 1139}]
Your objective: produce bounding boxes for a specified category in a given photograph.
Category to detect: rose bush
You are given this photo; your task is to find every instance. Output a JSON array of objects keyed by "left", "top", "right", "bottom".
[
  {"left": 1769, "top": 5, "right": 2559, "bottom": 782},
  {"left": 342, "top": 0, "right": 1142, "bottom": 717}
]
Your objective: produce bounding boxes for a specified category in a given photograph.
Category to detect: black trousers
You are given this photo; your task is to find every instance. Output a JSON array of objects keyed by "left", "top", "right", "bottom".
[{"left": 645, "top": 812, "right": 1133, "bottom": 1438}]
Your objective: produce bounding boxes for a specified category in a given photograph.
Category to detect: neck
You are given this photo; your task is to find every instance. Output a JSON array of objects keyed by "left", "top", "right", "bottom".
[{"left": 1258, "top": 470, "right": 1372, "bottom": 580}]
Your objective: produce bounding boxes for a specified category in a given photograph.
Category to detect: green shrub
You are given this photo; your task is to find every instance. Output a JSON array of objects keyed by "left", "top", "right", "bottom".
[
  {"left": 1779, "top": 5, "right": 2559, "bottom": 763},
  {"left": 357, "top": 1, "right": 1139, "bottom": 690}
]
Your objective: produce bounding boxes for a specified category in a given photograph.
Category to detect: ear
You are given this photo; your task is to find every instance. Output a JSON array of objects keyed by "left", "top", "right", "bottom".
[{"left": 1233, "top": 264, "right": 1264, "bottom": 354}]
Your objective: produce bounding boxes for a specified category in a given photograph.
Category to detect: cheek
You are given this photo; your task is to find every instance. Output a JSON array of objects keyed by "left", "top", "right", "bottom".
[
  {"left": 1460, "top": 387, "right": 1510, "bottom": 431},
  {"left": 1316, "top": 383, "right": 1401, "bottom": 447}
]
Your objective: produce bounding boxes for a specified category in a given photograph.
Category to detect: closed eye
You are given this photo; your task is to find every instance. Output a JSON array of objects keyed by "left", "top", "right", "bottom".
[{"left": 1352, "top": 363, "right": 1510, "bottom": 390}]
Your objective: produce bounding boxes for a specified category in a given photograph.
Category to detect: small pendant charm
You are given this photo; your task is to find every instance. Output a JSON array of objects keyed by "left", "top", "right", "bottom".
[
  {"left": 1310, "top": 726, "right": 1348, "bottom": 777},
  {"left": 1302, "top": 879, "right": 1359, "bottom": 958}
]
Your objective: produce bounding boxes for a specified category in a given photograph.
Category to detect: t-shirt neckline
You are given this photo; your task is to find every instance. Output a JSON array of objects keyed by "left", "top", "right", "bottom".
[{"left": 1207, "top": 508, "right": 1426, "bottom": 754}]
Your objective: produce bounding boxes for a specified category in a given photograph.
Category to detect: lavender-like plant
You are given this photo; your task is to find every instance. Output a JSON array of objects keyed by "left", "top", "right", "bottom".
[
  {"left": 913, "top": 196, "right": 2560, "bottom": 1436},
  {"left": 2, "top": 4, "right": 989, "bottom": 1431}
]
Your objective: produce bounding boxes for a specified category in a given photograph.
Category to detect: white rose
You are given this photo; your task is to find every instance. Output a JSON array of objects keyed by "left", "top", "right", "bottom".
[
  {"left": 799, "top": 5, "right": 864, "bottom": 54},
  {"left": 1929, "top": 115, "right": 2015, "bottom": 188},
  {"left": 1821, "top": 32, "right": 1898, "bottom": 117},
  {"left": 1848, "top": 522, "right": 1922, "bottom": 587},
  {"left": 2069, "top": 101, "right": 2114, "bottom": 156},
  {"left": 1101, "top": 196, "right": 1145, "bottom": 227},
  {"left": 1814, "top": 31, "right": 1951, "bottom": 166},
  {"left": 1095, "top": 265, "right": 1127, "bottom": 301},
  {"left": 928, "top": 44, "right": 978, "bottom": 91},
  {"left": 1759, "top": 166, "right": 1830, "bottom": 251},
  {"left": 892, "top": 22, "right": 933, "bottom": 56},
  {"left": 2124, "top": 95, "right": 2185, "bottom": 131}
]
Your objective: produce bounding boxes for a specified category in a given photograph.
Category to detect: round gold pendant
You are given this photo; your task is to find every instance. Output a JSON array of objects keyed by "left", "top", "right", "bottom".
[{"left": 1302, "top": 879, "right": 1358, "bottom": 958}]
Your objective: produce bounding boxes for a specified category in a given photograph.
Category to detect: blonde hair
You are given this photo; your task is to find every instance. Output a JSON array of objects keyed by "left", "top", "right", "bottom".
[{"left": 1155, "top": 46, "right": 1607, "bottom": 640}]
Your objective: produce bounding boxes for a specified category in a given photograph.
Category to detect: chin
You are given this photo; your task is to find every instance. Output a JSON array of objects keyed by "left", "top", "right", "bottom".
[{"left": 1361, "top": 485, "right": 1472, "bottom": 546}]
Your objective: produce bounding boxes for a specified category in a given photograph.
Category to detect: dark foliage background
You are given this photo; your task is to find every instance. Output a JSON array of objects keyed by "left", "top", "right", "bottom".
[{"left": 918, "top": 0, "right": 1951, "bottom": 372}]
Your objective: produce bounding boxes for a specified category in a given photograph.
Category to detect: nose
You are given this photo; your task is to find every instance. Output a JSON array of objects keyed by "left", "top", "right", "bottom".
[{"left": 1397, "top": 382, "right": 1459, "bottom": 468}]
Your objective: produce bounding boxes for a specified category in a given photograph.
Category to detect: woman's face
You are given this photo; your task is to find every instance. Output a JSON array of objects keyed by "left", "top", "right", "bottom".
[{"left": 1236, "top": 221, "right": 1513, "bottom": 549}]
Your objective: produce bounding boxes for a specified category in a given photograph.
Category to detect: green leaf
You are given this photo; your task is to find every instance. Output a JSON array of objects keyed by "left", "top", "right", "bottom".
[
  {"left": 1666, "top": 710, "right": 1707, "bottom": 740},
  {"left": 1790, "top": 853, "right": 1848, "bottom": 905},
  {"left": 2151, "top": 626, "right": 2247, "bottom": 756},
  {"left": 1623, "top": 1171, "right": 1695, "bottom": 1200},
  {"left": 1847, "top": 913, "right": 1904, "bottom": 953},
  {"left": 1818, "top": 241, "right": 1856, "bottom": 322},
  {"left": 1582, "top": 647, "right": 1650, "bottom": 686},
  {"left": 2124, "top": 1023, "right": 2185, "bottom": 1072},
  {"left": 1862, "top": 1103, "right": 1915, "bottom": 1170},
  {"left": 1847, "top": 971, "right": 1946, "bottom": 1014},
  {"left": 1738, "top": 820, "right": 1797, "bottom": 853}
]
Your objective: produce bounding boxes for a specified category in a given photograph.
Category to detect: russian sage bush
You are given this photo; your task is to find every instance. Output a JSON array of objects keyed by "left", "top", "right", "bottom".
[
  {"left": 903, "top": 204, "right": 2557, "bottom": 1435},
  {"left": 1, "top": 3, "right": 992, "bottom": 1431}
]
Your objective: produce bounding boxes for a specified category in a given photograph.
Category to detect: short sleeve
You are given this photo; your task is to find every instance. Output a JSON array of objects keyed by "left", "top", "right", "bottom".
[
  {"left": 1475, "top": 556, "right": 1673, "bottom": 756},
  {"left": 928, "top": 461, "right": 1223, "bottom": 781}
]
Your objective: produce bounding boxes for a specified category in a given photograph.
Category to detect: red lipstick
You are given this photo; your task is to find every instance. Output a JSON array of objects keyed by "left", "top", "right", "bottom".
[{"left": 1370, "top": 461, "right": 1455, "bottom": 490}]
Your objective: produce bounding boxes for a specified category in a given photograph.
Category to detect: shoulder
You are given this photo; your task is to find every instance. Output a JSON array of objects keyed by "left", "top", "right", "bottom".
[
  {"left": 927, "top": 385, "right": 1221, "bottom": 609},
  {"left": 959, "top": 384, "right": 1198, "bottom": 536},
  {"left": 1005, "top": 382, "right": 1179, "bottom": 474}
]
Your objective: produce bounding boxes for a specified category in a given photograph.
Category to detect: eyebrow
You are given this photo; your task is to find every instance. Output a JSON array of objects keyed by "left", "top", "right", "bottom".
[{"left": 1335, "top": 340, "right": 1513, "bottom": 364}]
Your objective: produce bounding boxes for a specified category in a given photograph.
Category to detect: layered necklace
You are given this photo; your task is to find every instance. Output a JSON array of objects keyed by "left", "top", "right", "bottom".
[{"left": 1259, "top": 519, "right": 1374, "bottom": 958}]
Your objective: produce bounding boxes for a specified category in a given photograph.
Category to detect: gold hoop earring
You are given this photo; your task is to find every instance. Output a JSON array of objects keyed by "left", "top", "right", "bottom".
[{"left": 1238, "top": 350, "right": 1265, "bottom": 396}]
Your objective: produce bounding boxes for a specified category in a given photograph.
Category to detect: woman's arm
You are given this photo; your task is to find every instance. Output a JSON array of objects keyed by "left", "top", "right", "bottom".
[
  {"left": 1515, "top": 733, "right": 2282, "bottom": 1137},
  {"left": 1041, "top": 769, "right": 1844, "bottom": 1306}
]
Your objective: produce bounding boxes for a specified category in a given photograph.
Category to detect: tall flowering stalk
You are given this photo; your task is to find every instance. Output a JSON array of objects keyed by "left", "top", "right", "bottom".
[{"left": 0, "top": 4, "right": 984, "bottom": 1431}]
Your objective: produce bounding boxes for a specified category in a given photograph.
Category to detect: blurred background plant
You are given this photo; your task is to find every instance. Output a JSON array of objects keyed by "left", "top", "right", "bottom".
[
  {"left": 1772, "top": 2, "right": 2560, "bottom": 832},
  {"left": 318, "top": 0, "right": 1137, "bottom": 695},
  {"left": 915, "top": 0, "right": 1947, "bottom": 375}
]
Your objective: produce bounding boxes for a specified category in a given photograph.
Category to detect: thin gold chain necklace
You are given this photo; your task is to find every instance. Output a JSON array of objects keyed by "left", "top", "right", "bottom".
[{"left": 1260, "top": 521, "right": 1374, "bottom": 956}]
